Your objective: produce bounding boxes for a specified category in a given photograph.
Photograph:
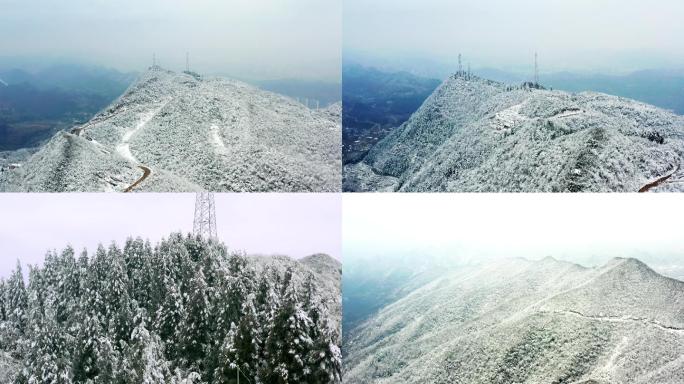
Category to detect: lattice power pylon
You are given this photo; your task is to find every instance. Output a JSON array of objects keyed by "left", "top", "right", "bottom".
[{"left": 193, "top": 192, "right": 217, "bottom": 239}]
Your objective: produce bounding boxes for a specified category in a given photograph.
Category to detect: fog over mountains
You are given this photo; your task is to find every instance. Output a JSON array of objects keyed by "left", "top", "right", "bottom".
[
  {"left": 344, "top": 73, "right": 684, "bottom": 192},
  {"left": 1, "top": 68, "right": 341, "bottom": 192},
  {"left": 343, "top": 257, "right": 684, "bottom": 384}
]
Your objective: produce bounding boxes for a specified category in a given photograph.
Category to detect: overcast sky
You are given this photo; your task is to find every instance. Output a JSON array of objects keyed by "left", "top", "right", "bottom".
[
  {"left": 344, "top": 194, "right": 684, "bottom": 280},
  {"left": 0, "top": 193, "right": 341, "bottom": 278},
  {"left": 0, "top": 0, "right": 341, "bottom": 81},
  {"left": 344, "top": 0, "right": 684, "bottom": 74}
]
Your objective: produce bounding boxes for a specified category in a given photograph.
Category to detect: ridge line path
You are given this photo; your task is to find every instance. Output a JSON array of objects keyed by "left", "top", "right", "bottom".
[
  {"left": 546, "top": 309, "right": 684, "bottom": 334},
  {"left": 639, "top": 162, "right": 681, "bottom": 192},
  {"left": 115, "top": 98, "right": 171, "bottom": 191}
]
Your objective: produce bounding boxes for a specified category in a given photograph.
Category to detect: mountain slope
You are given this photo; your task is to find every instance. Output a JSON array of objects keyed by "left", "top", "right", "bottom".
[
  {"left": 344, "top": 73, "right": 684, "bottom": 192},
  {"left": 343, "top": 257, "right": 684, "bottom": 384},
  {"left": 252, "top": 253, "right": 342, "bottom": 331},
  {"left": 1, "top": 68, "right": 341, "bottom": 192}
]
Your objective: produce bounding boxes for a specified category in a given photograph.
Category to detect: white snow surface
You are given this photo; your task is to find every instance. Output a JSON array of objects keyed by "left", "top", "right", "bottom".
[
  {"left": 343, "top": 257, "right": 684, "bottom": 384},
  {"left": 115, "top": 99, "right": 171, "bottom": 164},
  {"left": 210, "top": 124, "right": 226, "bottom": 150},
  {"left": 1, "top": 68, "right": 341, "bottom": 192},
  {"left": 344, "top": 74, "right": 684, "bottom": 192}
]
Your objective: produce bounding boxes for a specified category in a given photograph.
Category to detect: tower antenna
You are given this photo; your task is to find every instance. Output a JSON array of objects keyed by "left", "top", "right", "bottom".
[
  {"left": 153, "top": 53, "right": 156, "bottom": 68},
  {"left": 534, "top": 51, "right": 539, "bottom": 86},
  {"left": 458, "top": 53, "right": 462, "bottom": 75},
  {"left": 193, "top": 192, "right": 217, "bottom": 239},
  {"left": 186, "top": 52, "right": 190, "bottom": 72},
  {"left": 467, "top": 62, "right": 471, "bottom": 80}
]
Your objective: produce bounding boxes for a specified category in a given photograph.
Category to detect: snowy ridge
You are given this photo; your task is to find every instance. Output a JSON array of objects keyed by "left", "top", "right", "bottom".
[
  {"left": 1, "top": 68, "right": 341, "bottom": 192},
  {"left": 344, "top": 74, "right": 684, "bottom": 192},
  {"left": 343, "top": 257, "right": 684, "bottom": 384}
]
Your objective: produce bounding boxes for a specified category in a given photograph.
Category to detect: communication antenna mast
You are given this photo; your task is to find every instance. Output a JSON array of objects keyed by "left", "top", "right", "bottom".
[
  {"left": 467, "top": 62, "right": 471, "bottom": 79},
  {"left": 186, "top": 52, "right": 190, "bottom": 72},
  {"left": 193, "top": 192, "right": 217, "bottom": 239},
  {"left": 152, "top": 53, "right": 156, "bottom": 67},
  {"left": 534, "top": 52, "right": 539, "bottom": 86},
  {"left": 458, "top": 53, "right": 462, "bottom": 75}
]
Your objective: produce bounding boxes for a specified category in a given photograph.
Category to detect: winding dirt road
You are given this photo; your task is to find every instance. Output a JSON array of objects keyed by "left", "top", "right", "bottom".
[
  {"left": 639, "top": 163, "right": 681, "bottom": 192},
  {"left": 124, "top": 165, "right": 151, "bottom": 192}
]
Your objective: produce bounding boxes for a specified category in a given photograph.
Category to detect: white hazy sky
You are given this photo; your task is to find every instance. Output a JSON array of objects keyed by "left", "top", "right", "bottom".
[
  {"left": 0, "top": 193, "right": 341, "bottom": 278},
  {"left": 344, "top": 194, "right": 684, "bottom": 277},
  {"left": 344, "top": 0, "right": 684, "bottom": 73},
  {"left": 0, "top": 0, "right": 341, "bottom": 81}
]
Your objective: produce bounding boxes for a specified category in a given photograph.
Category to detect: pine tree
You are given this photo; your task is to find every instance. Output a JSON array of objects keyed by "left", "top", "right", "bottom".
[
  {"left": 214, "top": 295, "right": 260, "bottom": 383},
  {"left": 262, "top": 279, "right": 314, "bottom": 383},
  {"left": 178, "top": 266, "right": 210, "bottom": 370},
  {"left": 3, "top": 261, "right": 28, "bottom": 353},
  {"left": 72, "top": 313, "right": 104, "bottom": 383},
  {"left": 125, "top": 306, "right": 170, "bottom": 383},
  {"left": 154, "top": 276, "right": 185, "bottom": 360}
]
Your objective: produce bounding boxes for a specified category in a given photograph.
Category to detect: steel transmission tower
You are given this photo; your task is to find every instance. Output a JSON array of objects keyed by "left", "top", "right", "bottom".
[{"left": 193, "top": 192, "right": 217, "bottom": 239}]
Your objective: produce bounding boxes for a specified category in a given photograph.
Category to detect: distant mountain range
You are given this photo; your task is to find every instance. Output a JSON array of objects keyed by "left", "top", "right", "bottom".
[
  {"left": 343, "top": 257, "right": 684, "bottom": 384},
  {"left": 1, "top": 68, "right": 341, "bottom": 192},
  {"left": 477, "top": 68, "right": 684, "bottom": 115},
  {"left": 253, "top": 78, "right": 340, "bottom": 108},
  {"left": 0, "top": 64, "right": 137, "bottom": 151},
  {"left": 344, "top": 73, "right": 684, "bottom": 192}
]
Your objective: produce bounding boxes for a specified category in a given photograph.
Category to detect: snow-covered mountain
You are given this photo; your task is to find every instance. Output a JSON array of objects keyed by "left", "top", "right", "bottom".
[
  {"left": 344, "top": 73, "right": 684, "bottom": 192},
  {"left": 343, "top": 257, "right": 684, "bottom": 384},
  {"left": 0, "top": 68, "right": 341, "bottom": 192}
]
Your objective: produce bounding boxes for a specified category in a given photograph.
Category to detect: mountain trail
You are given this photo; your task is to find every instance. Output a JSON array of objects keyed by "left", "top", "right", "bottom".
[
  {"left": 123, "top": 165, "right": 151, "bottom": 192},
  {"left": 547, "top": 309, "right": 684, "bottom": 334},
  {"left": 113, "top": 98, "right": 171, "bottom": 190},
  {"left": 639, "top": 162, "right": 681, "bottom": 192},
  {"left": 115, "top": 99, "right": 171, "bottom": 164}
]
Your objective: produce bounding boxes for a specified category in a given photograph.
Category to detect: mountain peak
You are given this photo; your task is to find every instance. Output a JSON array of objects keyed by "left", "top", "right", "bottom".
[
  {"left": 345, "top": 70, "right": 684, "bottom": 192},
  {"left": 604, "top": 257, "right": 655, "bottom": 274},
  {"left": 301, "top": 253, "right": 342, "bottom": 271},
  {"left": 1, "top": 65, "right": 341, "bottom": 192}
]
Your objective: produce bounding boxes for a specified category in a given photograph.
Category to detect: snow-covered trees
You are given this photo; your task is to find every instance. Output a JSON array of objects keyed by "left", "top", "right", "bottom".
[{"left": 0, "top": 233, "right": 340, "bottom": 383}]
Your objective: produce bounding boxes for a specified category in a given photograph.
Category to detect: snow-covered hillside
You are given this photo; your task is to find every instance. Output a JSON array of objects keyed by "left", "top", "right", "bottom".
[
  {"left": 0, "top": 68, "right": 341, "bottom": 192},
  {"left": 344, "top": 73, "right": 684, "bottom": 192},
  {"left": 343, "top": 257, "right": 684, "bottom": 384}
]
